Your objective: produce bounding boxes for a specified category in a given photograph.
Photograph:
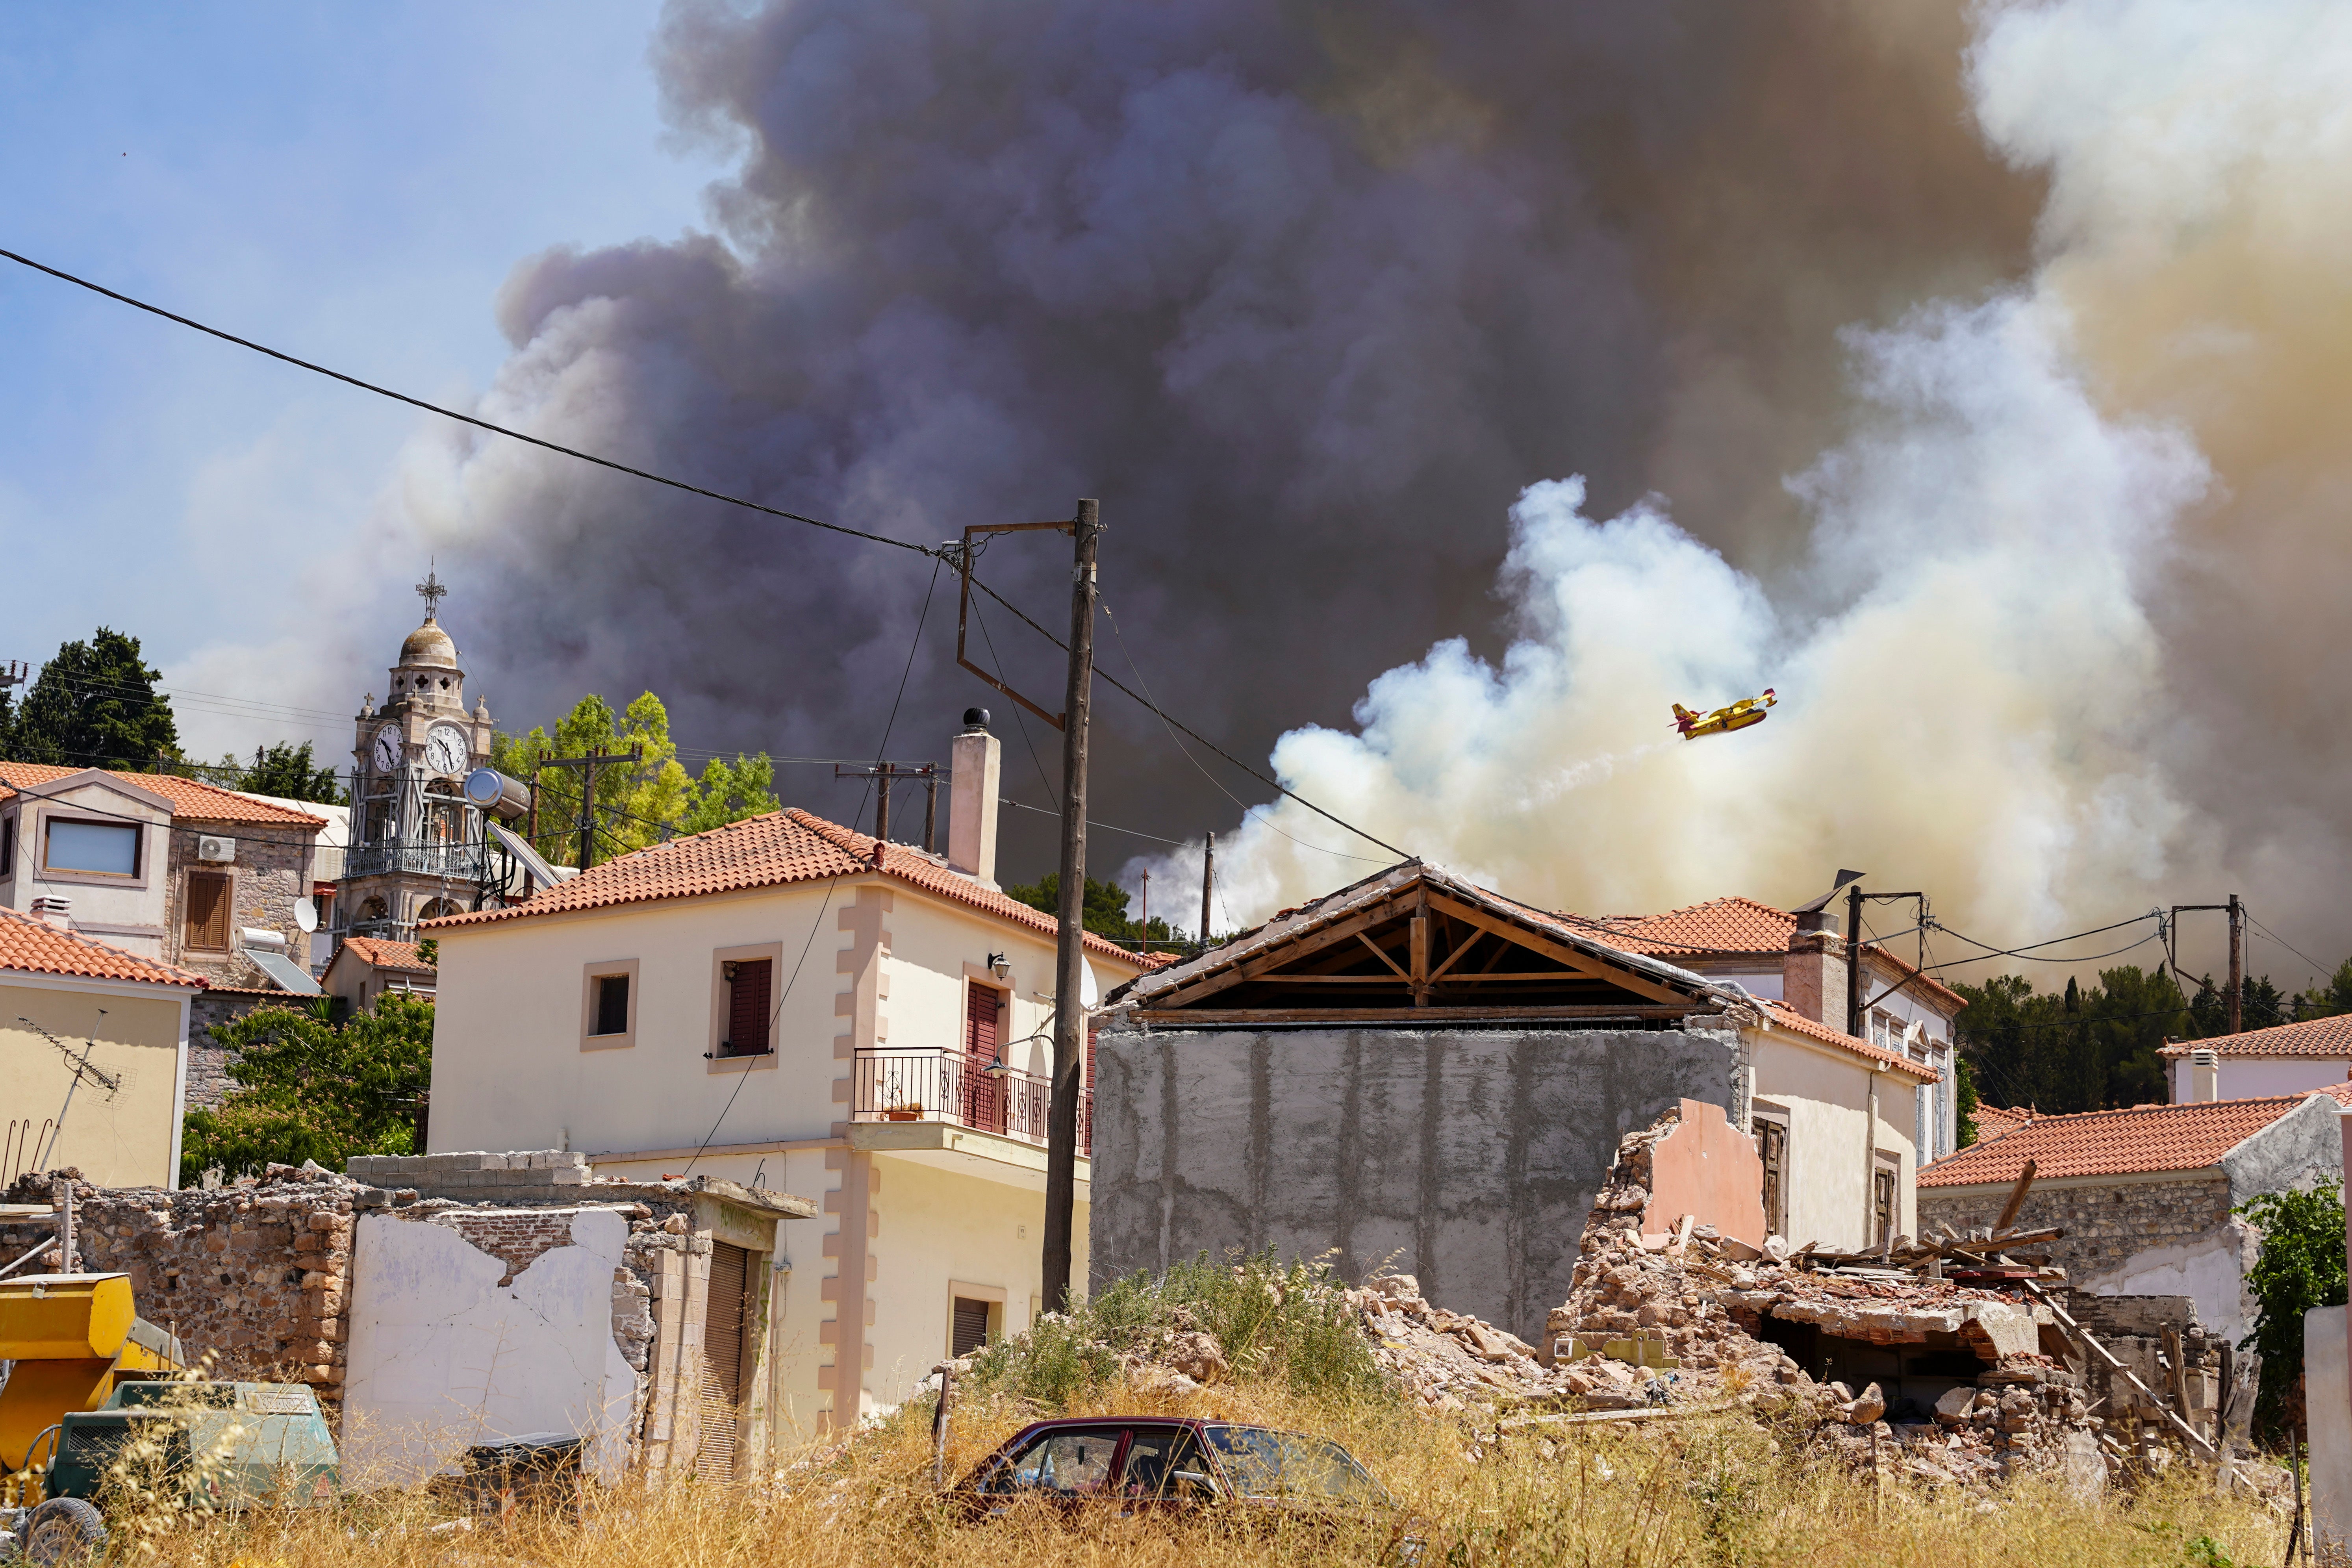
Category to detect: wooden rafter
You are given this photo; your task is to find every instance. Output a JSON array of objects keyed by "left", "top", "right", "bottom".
[
  {"left": 1423, "top": 892, "right": 1692, "bottom": 1007},
  {"left": 1134, "top": 1004, "right": 1707, "bottom": 1025}
]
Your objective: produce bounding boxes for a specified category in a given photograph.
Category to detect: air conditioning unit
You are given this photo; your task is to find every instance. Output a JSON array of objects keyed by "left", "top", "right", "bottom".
[{"left": 196, "top": 835, "right": 236, "bottom": 864}]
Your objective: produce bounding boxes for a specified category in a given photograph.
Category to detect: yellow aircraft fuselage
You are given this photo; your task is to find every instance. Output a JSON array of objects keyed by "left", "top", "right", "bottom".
[{"left": 1672, "top": 689, "right": 1777, "bottom": 740}]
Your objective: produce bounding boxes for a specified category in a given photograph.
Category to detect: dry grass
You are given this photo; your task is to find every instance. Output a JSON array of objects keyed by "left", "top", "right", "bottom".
[{"left": 111, "top": 1372, "right": 2288, "bottom": 1568}]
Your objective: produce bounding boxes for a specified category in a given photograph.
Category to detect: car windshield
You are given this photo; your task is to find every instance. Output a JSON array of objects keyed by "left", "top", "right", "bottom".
[
  {"left": 981, "top": 1426, "right": 1125, "bottom": 1496},
  {"left": 1203, "top": 1425, "right": 1386, "bottom": 1504}
]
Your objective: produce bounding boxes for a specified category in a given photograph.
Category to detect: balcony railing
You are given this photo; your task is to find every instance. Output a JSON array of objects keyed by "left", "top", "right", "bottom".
[
  {"left": 852, "top": 1048, "right": 1091, "bottom": 1155},
  {"left": 345, "top": 842, "right": 486, "bottom": 880}
]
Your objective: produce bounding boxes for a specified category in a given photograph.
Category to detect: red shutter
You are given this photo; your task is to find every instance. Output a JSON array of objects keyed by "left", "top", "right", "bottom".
[
  {"left": 728, "top": 959, "right": 773, "bottom": 1055},
  {"left": 963, "top": 980, "right": 1001, "bottom": 1132},
  {"left": 1083, "top": 1019, "right": 1100, "bottom": 1156}
]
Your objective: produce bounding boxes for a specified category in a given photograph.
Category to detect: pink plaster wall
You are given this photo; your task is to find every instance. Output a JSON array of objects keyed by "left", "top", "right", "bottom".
[{"left": 1642, "top": 1098, "right": 1768, "bottom": 1248}]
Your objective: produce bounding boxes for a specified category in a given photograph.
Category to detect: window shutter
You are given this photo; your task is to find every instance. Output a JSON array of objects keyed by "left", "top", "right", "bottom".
[
  {"left": 951, "top": 1296, "right": 992, "bottom": 1358},
  {"left": 962, "top": 980, "right": 1001, "bottom": 1131},
  {"left": 728, "top": 959, "right": 772, "bottom": 1055},
  {"left": 185, "top": 872, "right": 231, "bottom": 952}
]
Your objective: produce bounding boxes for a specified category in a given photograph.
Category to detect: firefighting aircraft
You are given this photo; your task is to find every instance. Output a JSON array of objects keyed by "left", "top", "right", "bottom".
[{"left": 1672, "top": 689, "right": 1777, "bottom": 739}]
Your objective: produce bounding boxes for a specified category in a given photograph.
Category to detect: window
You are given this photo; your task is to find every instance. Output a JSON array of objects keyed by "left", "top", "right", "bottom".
[
  {"left": 46, "top": 819, "right": 139, "bottom": 877},
  {"left": 1116, "top": 1427, "right": 1212, "bottom": 1500},
  {"left": 184, "top": 871, "right": 232, "bottom": 952},
  {"left": 593, "top": 975, "right": 630, "bottom": 1036},
  {"left": 722, "top": 958, "right": 773, "bottom": 1056},
  {"left": 1, "top": 812, "right": 14, "bottom": 877},
  {"left": 1752, "top": 1117, "right": 1787, "bottom": 1237},
  {"left": 581, "top": 960, "right": 639, "bottom": 1049},
  {"left": 980, "top": 1426, "right": 1125, "bottom": 1496},
  {"left": 951, "top": 1296, "right": 995, "bottom": 1357}
]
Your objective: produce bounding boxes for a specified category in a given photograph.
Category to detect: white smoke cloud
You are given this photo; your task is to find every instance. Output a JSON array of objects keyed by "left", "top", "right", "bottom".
[{"left": 1150, "top": 0, "right": 2352, "bottom": 949}]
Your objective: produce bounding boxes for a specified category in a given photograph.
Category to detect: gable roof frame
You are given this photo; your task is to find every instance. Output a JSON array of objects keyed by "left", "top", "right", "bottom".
[{"left": 1111, "top": 862, "right": 1738, "bottom": 1024}]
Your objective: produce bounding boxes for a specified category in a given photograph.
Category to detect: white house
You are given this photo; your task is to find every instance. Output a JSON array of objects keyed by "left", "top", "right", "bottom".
[
  {"left": 2160, "top": 1015, "right": 2352, "bottom": 1103},
  {"left": 422, "top": 714, "right": 1153, "bottom": 1434}
]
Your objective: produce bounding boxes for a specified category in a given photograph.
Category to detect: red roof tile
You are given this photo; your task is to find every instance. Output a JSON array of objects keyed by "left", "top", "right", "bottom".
[
  {"left": 1917, "top": 1094, "right": 2322, "bottom": 1186},
  {"left": 1971, "top": 1103, "right": 2037, "bottom": 1141},
  {"left": 0, "top": 905, "right": 206, "bottom": 989},
  {"left": 1761, "top": 999, "right": 1940, "bottom": 1081},
  {"left": 0, "top": 763, "right": 326, "bottom": 828},
  {"left": 422, "top": 807, "right": 1146, "bottom": 966},
  {"left": 336, "top": 936, "right": 434, "bottom": 975},
  {"left": 2157, "top": 1014, "right": 2352, "bottom": 1060},
  {"left": 1567, "top": 894, "right": 1968, "bottom": 1012}
]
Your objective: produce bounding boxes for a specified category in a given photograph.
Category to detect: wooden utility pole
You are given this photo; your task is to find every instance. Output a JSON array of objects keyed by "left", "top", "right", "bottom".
[
  {"left": 536, "top": 745, "right": 642, "bottom": 870},
  {"left": 2226, "top": 893, "right": 2244, "bottom": 1035},
  {"left": 836, "top": 761, "right": 932, "bottom": 864},
  {"left": 1846, "top": 881, "right": 1866, "bottom": 1041},
  {"left": 1043, "top": 498, "right": 1102, "bottom": 1314},
  {"left": 1200, "top": 830, "right": 1214, "bottom": 950}
]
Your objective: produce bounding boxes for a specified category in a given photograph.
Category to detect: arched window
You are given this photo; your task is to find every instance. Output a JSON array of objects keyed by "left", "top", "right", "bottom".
[{"left": 416, "top": 898, "right": 459, "bottom": 922}]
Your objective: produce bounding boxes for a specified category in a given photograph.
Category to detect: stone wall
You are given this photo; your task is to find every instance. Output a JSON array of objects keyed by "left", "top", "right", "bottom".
[
  {"left": 1089, "top": 1023, "right": 1743, "bottom": 1343},
  {"left": 183, "top": 990, "right": 283, "bottom": 1114},
  {"left": 0, "top": 1169, "right": 355, "bottom": 1409},
  {"left": 162, "top": 818, "right": 315, "bottom": 985},
  {"left": 1920, "top": 1175, "right": 2236, "bottom": 1297}
]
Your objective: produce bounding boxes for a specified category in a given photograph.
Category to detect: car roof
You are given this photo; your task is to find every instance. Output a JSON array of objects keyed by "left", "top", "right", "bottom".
[{"left": 1009, "top": 1416, "right": 1214, "bottom": 1435}]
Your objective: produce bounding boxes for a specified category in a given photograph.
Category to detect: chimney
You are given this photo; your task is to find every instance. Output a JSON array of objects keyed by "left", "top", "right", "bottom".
[
  {"left": 2190, "top": 1047, "right": 2220, "bottom": 1103},
  {"left": 948, "top": 708, "right": 1001, "bottom": 887},
  {"left": 1782, "top": 910, "right": 1844, "bottom": 1027},
  {"left": 29, "top": 895, "right": 73, "bottom": 931}
]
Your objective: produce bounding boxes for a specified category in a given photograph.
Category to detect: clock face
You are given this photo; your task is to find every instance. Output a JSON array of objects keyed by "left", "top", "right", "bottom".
[
  {"left": 371, "top": 727, "right": 402, "bottom": 773},
  {"left": 424, "top": 724, "right": 470, "bottom": 777}
]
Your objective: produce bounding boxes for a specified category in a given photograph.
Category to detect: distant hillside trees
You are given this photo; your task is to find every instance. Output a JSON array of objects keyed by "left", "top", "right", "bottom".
[{"left": 4, "top": 627, "right": 180, "bottom": 769}]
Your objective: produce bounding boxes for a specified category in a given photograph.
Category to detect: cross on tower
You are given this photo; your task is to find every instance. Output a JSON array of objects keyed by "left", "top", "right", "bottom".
[{"left": 415, "top": 562, "right": 447, "bottom": 621}]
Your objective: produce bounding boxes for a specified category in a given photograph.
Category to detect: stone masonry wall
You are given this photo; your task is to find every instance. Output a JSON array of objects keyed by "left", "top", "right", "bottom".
[
  {"left": 183, "top": 990, "right": 281, "bottom": 1114},
  {"left": 162, "top": 819, "right": 315, "bottom": 985},
  {"left": 0, "top": 1169, "right": 355, "bottom": 1412},
  {"left": 1917, "top": 1175, "right": 2236, "bottom": 1298}
]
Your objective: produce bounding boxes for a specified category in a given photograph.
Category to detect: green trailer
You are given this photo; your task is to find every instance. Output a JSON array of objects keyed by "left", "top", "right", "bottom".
[{"left": 4, "top": 1381, "right": 338, "bottom": 1564}]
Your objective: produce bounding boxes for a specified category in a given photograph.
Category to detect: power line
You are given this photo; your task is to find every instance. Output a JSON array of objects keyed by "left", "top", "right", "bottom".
[
  {"left": 2247, "top": 911, "right": 2334, "bottom": 979},
  {"left": 997, "top": 796, "right": 1190, "bottom": 848},
  {"left": 0, "top": 245, "right": 1408, "bottom": 864},
  {"left": 1916, "top": 912, "right": 2165, "bottom": 971}
]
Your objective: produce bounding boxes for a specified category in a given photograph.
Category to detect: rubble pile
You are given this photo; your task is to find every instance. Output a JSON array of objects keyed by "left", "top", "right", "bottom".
[{"left": 1346, "top": 1273, "right": 1583, "bottom": 1409}]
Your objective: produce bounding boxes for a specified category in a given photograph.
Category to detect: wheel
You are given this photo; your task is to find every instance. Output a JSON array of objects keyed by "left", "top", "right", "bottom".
[{"left": 21, "top": 1499, "right": 105, "bottom": 1566}]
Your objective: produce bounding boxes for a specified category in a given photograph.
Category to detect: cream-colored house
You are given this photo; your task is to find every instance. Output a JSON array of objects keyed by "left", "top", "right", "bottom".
[
  {"left": 0, "top": 904, "right": 206, "bottom": 1190},
  {"left": 423, "top": 716, "right": 1151, "bottom": 1433}
]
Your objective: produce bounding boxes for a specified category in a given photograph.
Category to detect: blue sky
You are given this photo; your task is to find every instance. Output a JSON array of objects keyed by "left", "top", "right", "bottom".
[{"left": 0, "top": 4, "right": 728, "bottom": 761}]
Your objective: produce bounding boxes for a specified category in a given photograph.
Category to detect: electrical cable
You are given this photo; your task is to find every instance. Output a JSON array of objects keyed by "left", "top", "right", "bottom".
[
  {"left": 1099, "top": 601, "right": 1385, "bottom": 867},
  {"left": 967, "top": 591, "right": 1058, "bottom": 810},
  {"left": 1913, "top": 911, "right": 2165, "bottom": 970},
  {"left": 996, "top": 797, "right": 1190, "bottom": 848},
  {"left": 0, "top": 244, "right": 1406, "bottom": 867},
  {"left": 2247, "top": 912, "right": 2333, "bottom": 979}
]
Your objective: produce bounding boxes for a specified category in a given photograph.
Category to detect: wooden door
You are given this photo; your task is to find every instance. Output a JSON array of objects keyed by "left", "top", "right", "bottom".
[
  {"left": 697, "top": 1242, "right": 749, "bottom": 1479},
  {"left": 962, "top": 980, "right": 1003, "bottom": 1132}
]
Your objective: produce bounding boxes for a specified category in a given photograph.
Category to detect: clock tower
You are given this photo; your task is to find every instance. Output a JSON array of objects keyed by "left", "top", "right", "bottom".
[{"left": 337, "top": 568, "right": 497, "bottom": 943}]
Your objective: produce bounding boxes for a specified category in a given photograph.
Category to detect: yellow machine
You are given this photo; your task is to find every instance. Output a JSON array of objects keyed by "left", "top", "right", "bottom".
[
  {"left": 0, "top": 1275, "right": 184, "bottom": 1504},
  {"left": 1671, "top": 688, "right": 1776, "bottom": 740}
]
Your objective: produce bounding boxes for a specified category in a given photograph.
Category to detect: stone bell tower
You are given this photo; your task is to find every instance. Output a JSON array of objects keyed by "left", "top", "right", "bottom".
[{"left": 335, "top": 568, "right": 497, "bottom": 942}]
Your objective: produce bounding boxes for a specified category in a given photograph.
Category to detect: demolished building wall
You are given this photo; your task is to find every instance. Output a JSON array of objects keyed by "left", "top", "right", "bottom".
[{"left": 1089, "top": 1023, "right": 1743, "bottom": 1343}]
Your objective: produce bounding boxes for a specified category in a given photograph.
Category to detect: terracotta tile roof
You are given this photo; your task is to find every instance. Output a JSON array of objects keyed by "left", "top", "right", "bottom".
[
  {"left": 336, "top": 936, "right": 434, "bottom": 975},
  {"left": 1568, "top": 894, "right": 1968, "bottom": 1012},
  {"left": 2156, "top": 1014, "right": 2352, "bottom": 1060},
  {"left": 1761, "top": 999, "right": 1940, "bottom": 1081},
  {"left": 421, "top": 807, "right": 1145, "bottom": 966},
  {"left": 1971, "top": 1103, "right": 2037, "bottom": 1140},
  {"left": 1916, "top": 1094, "right": 2322, "bottom": 1186},
  {"left": 0, "top": 905, "right": 205, "bottom": 989},
  {"left": 0, "top": 762, "right": 326, "bottom": 828}
]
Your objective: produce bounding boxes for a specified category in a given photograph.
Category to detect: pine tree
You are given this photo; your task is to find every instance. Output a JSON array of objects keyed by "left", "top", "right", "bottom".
[{"left": 9, "top": 628, "right": 180, "bottom": 770}]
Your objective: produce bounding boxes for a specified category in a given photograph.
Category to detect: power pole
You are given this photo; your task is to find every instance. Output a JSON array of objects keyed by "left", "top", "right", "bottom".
[
  {"left": 2227, "top": 893, "right": 2244, "bottom": 1035},
  {"left": 1200, "top": 830, "right": 1215, "bottom": 951},
  {"left": 947, "top": 499, "right": 1102, "bottom": 1315},
  {"left": 1846, "top": 881, "right": 1866, "bottom": 1042},
  {"left": 536, "top": 745, "right": 642, "bottom": 870},
  {"left": 1043, "top": 498, "right": 1101, "bottom": 1314},
  {"left": 835, "top": 762, "right": 936, "bottom": 864},
  {"left": 1139, "top": 869, "right": 1150, "bottom": 945}
]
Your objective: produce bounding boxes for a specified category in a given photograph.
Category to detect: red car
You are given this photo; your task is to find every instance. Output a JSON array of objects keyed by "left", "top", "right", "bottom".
[{"left": 955, "top": 1417, "right": 1407, "bottom": 1534}]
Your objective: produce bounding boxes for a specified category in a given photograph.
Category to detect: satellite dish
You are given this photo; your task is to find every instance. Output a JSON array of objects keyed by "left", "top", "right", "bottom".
[{"left": 295, "top": 900, "right": 319, "bottom": 934}]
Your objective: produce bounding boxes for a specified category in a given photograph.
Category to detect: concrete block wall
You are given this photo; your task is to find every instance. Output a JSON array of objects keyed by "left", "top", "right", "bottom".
[{"left": 348, "top": 1149, "right": 591, "bottom": 1201}]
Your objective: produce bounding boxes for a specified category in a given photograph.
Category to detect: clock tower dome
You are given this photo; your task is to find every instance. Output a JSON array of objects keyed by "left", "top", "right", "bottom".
[{"left": 337, "top": 567, "right": 498, "bottom": 943}]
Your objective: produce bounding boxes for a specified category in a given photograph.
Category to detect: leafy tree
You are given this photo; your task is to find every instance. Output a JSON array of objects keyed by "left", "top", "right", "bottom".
[
  {"left": 490, "top": 690, "right": 785, "bottom": 864},
  {"left": 1954, "top": 965, "right": 2184, "bottom": 1116},
  {"left": 2236, "top": 1182, "right": 2347, "bottom": 1441},
  {"left": 2295, "top": 959, "right": 2352, "bottom": 1021},
  {"left": 2188, "top": 972, "right": 2294, "bottom": 1037},
  {"left": 676, "top": 752, "right": 782, "bottom": 835},
  {"left": 228, "top": 741, "right": 344, "bottom": 803},
  {"left": 9, "top": 628, "right": 180, "bottom": 770},
  {"left": 179, "top": 992, "right": 432, "bottom": 1182},
  {"left": 1005, "top": 871, "right": 1174, "bottom": 944}
]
